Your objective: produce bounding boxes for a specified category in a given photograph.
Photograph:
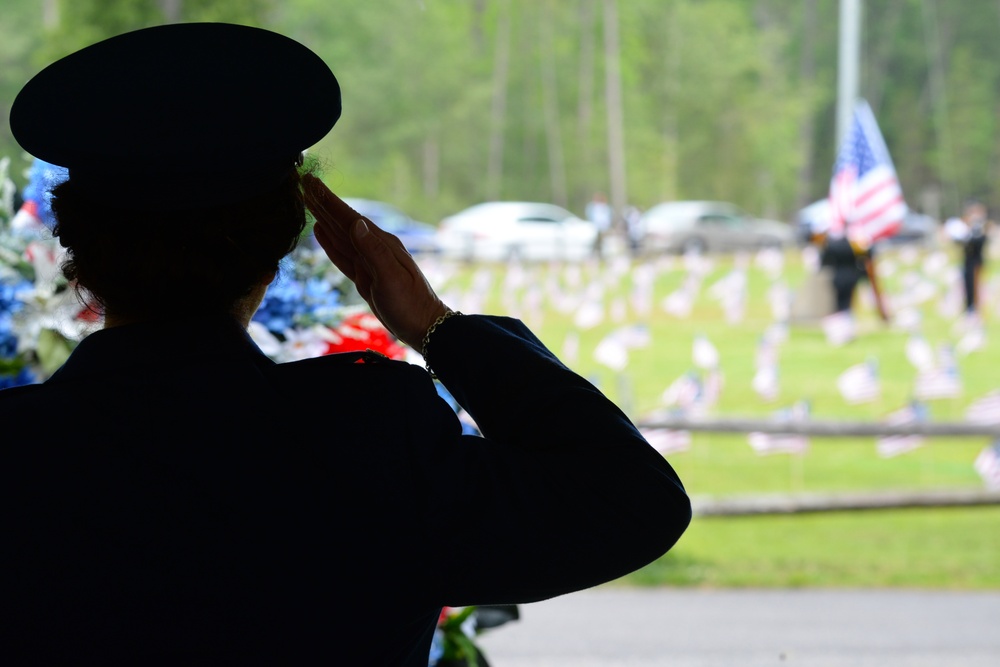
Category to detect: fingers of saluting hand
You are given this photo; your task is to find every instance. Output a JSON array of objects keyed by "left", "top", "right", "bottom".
[
  {"left": 312, "top": 222, "right": 362, "bottom": 287},
  {"left": 302, "top": 173, "right": 449, "bottom": 348},
  {"left": 303, "top": 173, "right": 407, "bottom": 287},
  {"left": 302, "top": 174, "right": 377, "bottom": 287},
  {"left": 302, "top": 173, "right": 357, "bottom": 238}
]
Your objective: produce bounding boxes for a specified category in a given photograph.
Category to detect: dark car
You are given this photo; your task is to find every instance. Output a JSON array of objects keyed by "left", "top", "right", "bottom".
[
  {"left": 342, "top": 198, "right": 439, "bottom": 255},
  {"left": 797, "top": 199, "right": 938, "bottom": 247}
]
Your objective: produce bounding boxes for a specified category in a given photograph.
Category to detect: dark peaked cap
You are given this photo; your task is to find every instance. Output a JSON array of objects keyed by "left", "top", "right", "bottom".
[{"left": 10, "top": 22, "right": 341, "bottom": 209}]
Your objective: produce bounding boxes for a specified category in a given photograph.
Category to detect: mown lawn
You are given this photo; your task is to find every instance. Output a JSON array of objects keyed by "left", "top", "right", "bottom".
[
  {"left": 421, "top": 244, "right": 1000, "bottom": 588},
  {"left": 624, "top": 506, "right": 1000, "bottom": 589}
]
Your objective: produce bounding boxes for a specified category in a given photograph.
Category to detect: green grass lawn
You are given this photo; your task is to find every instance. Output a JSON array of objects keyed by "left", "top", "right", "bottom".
[
  {"left": 423, "top": 245, "right": 1000, "bottom": 588},
  {"left": 622, "top": 506, "right": 1000, "bottom": 589}
]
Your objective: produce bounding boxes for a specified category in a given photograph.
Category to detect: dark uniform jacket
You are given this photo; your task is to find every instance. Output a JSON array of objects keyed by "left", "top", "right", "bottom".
[{"left": 0, "top": 314, "right": 690, "bottom": 665}]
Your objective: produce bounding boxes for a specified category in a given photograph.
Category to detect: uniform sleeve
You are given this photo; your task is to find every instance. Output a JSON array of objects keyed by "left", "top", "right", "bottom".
[{"left": 408, "top": 315, "right": 690, "bottom": 606}]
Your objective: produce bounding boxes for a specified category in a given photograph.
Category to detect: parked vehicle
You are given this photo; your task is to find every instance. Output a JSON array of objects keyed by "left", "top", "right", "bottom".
[
  {"left": 342, "top": 198, "right": 440, "bottom": 255},
  {"left": 436, "top": 202, "right": 597, "bottom": 262},
  {"left": 640, "top": 200, "right": 794, "bottom": 254},
  {"left": 796, "top": 199, "right": 938, "bottom": 248}
]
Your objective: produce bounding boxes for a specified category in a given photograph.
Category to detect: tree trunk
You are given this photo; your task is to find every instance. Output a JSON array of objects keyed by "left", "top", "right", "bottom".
[
  {"left": 577, "top": 0, "right": 596, "bottom": 200},
  {"left": 864, "top": 0, "right": 904, "bottom": 115},
  {"left": 794, "top": 0, "right": 817, "bottom": 211},
  {"left": 602, "top": 0, "right": 627, "bottom": 230},
  {"left": 423, "top": 136, "right": 439, "bottom": 200},
  {"left": 42, "top": 0, "right": 59, "bottom": 28},
  {"left": 539, "top": 1, "right": 568, "bottom": 208},
  {"left": 921, "top": 0, "right": 958, "bottom": 212},
  {"left": 662, "top": 0, "right": 681, "bottom": 202},
  {"left": 486, "top": 0, "right": 512, "bottom": 201},
  {"left": 158, "top": 0, "right": 183, "bottom": 23}
]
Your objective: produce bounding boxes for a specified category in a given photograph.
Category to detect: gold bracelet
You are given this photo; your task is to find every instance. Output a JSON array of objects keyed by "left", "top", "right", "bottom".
[{"left": 421, "top": 310, "right": 462, "bottom": 378}]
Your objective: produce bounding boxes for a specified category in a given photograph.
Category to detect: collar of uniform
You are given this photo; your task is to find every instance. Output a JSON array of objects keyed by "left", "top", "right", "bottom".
[{"left": 45, "top": 316, "right": 275, "bottom": 385}]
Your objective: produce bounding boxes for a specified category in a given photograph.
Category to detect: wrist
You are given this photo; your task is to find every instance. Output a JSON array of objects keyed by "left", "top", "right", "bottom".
[{"left": 421, "top": 309, "right": 462, "bottom": 378}]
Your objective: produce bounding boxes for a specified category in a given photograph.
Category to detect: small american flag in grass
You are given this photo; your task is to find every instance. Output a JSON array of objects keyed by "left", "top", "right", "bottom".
[
  {"left": 837, "top": 359, "right": 880, "bottom": 404},
  {"left": 966, "top": 391, "right": 1000, "bottom": 425},
  {"left": 974, "top": 441, "right": 1000, "bottom": 490},
  {"left": 877, "top": 401, "right": 928, "bottom": 458}
]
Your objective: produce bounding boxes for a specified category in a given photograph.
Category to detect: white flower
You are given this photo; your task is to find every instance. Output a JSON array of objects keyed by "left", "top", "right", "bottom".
[{"left": 279, "top": 325, "right": 333, "bottom": 362}]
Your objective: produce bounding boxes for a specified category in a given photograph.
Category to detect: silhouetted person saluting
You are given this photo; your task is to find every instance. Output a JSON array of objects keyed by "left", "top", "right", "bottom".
[{"left": 1, "top": 23, "right": 689, "bottom": 665}]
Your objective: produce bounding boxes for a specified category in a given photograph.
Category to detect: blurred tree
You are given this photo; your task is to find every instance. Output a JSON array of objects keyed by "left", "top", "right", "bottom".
[
  {"left": 5, "top": 0, "right": 1000, "bottom": 224},
  {"left": 0, "top": 0, "right": 45, "bottom": 181}
]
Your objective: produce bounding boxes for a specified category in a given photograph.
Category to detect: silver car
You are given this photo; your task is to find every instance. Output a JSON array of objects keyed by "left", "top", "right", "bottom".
[{"left": 640, "top": 201, "right": 794, "bottom": 254}]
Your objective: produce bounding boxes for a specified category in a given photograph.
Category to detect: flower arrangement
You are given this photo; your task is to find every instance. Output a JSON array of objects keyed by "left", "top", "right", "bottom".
[
  {"left": 247, "top": 237, "right": 406, "bottom": 362},
  {"left": 0, "top": 229, "right": 93, "bottom": 388},
  {"left": 430, "top": 606, "right": 483, "bottom": 667},
  {"left": 429, "top": 604, "right": 519, "bottom": 666},
  {"left": 1, "top": 197, "right": 405, "bottom": 389},
  {"left": 0, "top": 157, "right": 90, "bottom": 387}
]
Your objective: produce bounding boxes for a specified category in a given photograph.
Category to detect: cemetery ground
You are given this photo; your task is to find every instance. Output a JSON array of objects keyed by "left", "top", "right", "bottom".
[{"left": 420, "top": 243, "right": 1000, "bottom": 590}]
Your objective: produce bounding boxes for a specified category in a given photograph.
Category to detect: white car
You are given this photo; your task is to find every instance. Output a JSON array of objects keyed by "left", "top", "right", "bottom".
[{"left": 436, "top": 202, "right": 597, "bottom": 262}]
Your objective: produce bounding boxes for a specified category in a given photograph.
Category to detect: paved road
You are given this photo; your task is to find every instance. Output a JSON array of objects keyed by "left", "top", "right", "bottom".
[{"left": 476, "top": 588, "right": 1000, "bottom": 667}]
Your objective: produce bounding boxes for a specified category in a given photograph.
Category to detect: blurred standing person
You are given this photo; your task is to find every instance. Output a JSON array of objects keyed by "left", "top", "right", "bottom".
[
  {"left": 586, "top": 192, "right": 612, "bottom": 259},
  {"left": 822, "top": 100, "right": 904, "bottom": 337},
  {"left": 945, "top": 198, "right": 991, "bottom": 322},
  {"left": 808, "top": 212, "right": 887, "bottom": 345},
  {"left": 624, "top": 204, "right": 643, "bottom": 256}
]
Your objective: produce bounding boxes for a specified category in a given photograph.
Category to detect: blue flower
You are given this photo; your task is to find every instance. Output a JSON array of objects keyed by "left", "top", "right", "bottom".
[
  {"left": 0, "top": 278, "right": 33, "bottom": 359},
  {"left": 253, "top": 278, "right": 307, "bottom": 334},
  {"left": 428, "top": 628, "right": 444, "bottom": 666},
  {"left": 0, "top": 366, "right": 36, "bottom": 389},
  {"left": 0, "top": 328, "right": 18, "bottom": 358},
  {"left": 0, "top": 278, "right": 32, "bottom": 315},
  {"left": 22, "top": 159, "right": 69, "bottom": 230}
]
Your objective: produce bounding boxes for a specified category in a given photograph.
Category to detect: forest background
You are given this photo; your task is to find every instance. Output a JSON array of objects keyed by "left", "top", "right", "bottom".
[{"left": 1, "top": 0, "right": 999, "bottom": 227}]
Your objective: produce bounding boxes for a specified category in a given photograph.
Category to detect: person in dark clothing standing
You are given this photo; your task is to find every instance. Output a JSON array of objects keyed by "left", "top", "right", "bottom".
[
  {"left": 820, "top": 235, "right": 867, "bottom": 314},
  {"left": 945, "top": 198, "right": 991, "bottom": 318},
  {"left": 1, "top": 23, "right": 690, "bottom": 665}
]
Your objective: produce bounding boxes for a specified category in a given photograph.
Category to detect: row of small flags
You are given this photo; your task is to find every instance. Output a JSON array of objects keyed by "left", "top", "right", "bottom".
[
  {"left": 434, "top": 245, "right": 994, "bottom": 359},
  {"left": 644, "top": 332, "right": 1000, "bottom": 487},
  {"left": 643, "top": 329, "right": 970, "bottom": 414},
  {"left": 641, "top": 391, "right": 1000, "bottom": 489},
  {"left": 837, "top": 336, "right": 963, "bottom": 404},
  {"left": 418, "top": 253, "right": 998, "bottom": 487}
]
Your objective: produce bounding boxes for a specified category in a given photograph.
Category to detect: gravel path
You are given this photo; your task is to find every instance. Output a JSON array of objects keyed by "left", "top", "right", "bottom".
[{"left": 476, "top": 587, "right": 1000, "bottom": 667}]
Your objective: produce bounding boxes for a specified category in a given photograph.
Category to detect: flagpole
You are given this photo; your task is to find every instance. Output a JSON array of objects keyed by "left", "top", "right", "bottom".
[{"left": 836, "top": 0, "right": 861, "bottom": 147}]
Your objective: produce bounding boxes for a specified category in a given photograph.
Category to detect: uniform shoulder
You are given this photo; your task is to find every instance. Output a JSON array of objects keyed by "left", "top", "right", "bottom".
[
  {"left": 268, "top": 351, "right": 430, "bottom": 388},
  {"left": 0, "top": 383, "right": 47, "bottom": 401}
]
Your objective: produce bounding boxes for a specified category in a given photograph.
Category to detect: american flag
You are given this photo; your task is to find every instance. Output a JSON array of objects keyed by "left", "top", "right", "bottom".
[
  {"left": 640, "top": 427, "right": 692, "bottom": 455},
  {"left": 748, "top": 432, "right": 809, "bottom": 456},
  {"left": 748, "top": 401, "right": 810, "bottom": 456},
  {"left": 661, "top": 372, "right": 703, "bottom": 410},
  {"left": 828, "top": 100, "right": 907, "bottom": 245},
  {"left": 974, "top": 441, "right": 1000, "bottom": 490},
  {"left": 837, "top": 359, "right": 880, "bottom": 404},
  {"left": 877, "top": 401, "right": 929, "bottom": 458},
  {"left": 966, "top": 390, "right": 1000, "bottom": 425}
]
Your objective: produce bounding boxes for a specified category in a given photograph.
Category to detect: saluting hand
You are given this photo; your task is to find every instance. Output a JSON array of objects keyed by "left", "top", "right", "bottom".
[{"left": 302, "top": 174, "right": 450, "bottom": 351}]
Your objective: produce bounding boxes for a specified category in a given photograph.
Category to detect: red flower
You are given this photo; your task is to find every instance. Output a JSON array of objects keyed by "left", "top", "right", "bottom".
[{"left": 322, "top": 312, "right": 406, "bottom": 360}]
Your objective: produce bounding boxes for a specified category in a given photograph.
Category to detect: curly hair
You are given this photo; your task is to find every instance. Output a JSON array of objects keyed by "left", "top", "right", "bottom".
[{"left": 50, "top": 165, "right": 311, "bottom": 320}]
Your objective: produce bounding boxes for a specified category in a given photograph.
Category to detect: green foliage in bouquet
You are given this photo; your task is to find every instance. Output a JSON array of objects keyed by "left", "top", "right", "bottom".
[{"left": 436, "top": 606, "right": 483, "bottom": 667}]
